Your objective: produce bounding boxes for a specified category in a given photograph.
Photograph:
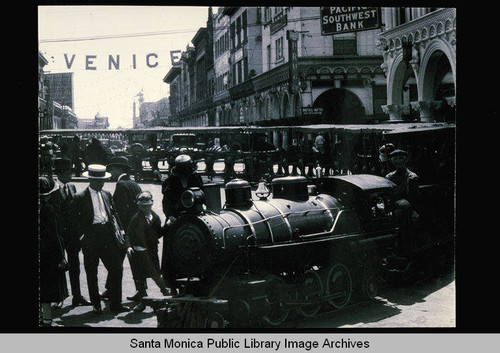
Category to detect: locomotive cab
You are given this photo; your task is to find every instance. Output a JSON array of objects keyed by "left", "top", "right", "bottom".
[{"left": 320, "top": 174, "right": 398, "bottom": 234}]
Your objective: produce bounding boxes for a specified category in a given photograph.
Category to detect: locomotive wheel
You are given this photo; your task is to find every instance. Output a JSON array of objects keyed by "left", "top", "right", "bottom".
[
  {"left": 205, "top": 312, "right": 226, "bottom": 328},
  {"left": 362, "top": 273, "right": 378, "bottom": 300},
  {"left": 325, "top": 263, "right": 352, "bottom": 309},
  {"left": 296, "top": 269, "right": 324, "bottom": 318},
  {"left": 259, "top": 275, "right": 291, "bottom": 327}
]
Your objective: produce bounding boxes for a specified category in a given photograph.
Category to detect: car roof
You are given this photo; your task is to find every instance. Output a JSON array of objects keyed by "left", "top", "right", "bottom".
[{"left": 331, "top": 174, "right": 395, "bottom": 191}]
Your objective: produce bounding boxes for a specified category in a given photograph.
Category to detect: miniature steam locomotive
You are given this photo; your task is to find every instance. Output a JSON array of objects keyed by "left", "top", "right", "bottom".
[{"left": 144, "top": 175, "right": 454, "bottom": 328}]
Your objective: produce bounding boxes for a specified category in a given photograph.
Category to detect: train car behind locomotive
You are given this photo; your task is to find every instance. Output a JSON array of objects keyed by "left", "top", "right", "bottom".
[{"left": 150, "top": 174, "right": 412, "bottom": 327}]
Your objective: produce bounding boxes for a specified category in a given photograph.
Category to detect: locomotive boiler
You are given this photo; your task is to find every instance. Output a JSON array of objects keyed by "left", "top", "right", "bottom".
[{"left": 151, "top": 175, "right": 406, "bottom": 327}]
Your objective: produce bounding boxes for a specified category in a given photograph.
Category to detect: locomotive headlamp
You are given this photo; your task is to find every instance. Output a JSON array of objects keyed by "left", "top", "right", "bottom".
[
  {"left": 181, "top": 187, "right": 206, "bottom": 211},
  {"left": 371, "top": 195, "right": 386, "bottom": 217},
  {"left": 181, "top": 190, "right": 195, "bottom": 208},
  {"left": 376, "top": 197, "right": 385, "bottom": 211}
]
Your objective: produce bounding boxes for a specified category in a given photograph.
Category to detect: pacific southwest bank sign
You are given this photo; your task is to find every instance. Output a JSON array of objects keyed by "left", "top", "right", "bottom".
[{"left": 60, "top": 50, "right": 181, "bottom": 70}]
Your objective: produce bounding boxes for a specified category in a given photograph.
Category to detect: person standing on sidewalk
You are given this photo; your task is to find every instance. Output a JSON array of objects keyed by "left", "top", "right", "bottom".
[
  {"left": 125, "top": 191, "right": 170, "bottom": 312},
  {"left": 39, "top": 176, "right": 68, "bottom": 327},
  {"left": 51, "top": 158, "right": 91, "bottom": 308},
  {"left": 104, "top": 156, "right": 143, "bottom": 303},
  {"left": 69, "top": 164, "right": 129, "bottom": 314}
]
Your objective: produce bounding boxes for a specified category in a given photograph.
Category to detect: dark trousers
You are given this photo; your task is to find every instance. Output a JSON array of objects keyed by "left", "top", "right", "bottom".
[
  {"left": 105, "top": 250, "right": 126, "bottom": 291},
  {"left": 66, "top": 242, "right": 82, "bottom": 298},
  {"left": 82, "top": 223, "right": 124, "bottom": 307}
]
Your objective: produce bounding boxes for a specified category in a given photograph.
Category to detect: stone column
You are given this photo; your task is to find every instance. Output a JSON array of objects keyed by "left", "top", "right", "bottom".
[
  {"left": 382, "top": 104, "right": 403, "bottom": 121},
  {"left": 410, "top": 100, "right": 434, "bottom": 122}
]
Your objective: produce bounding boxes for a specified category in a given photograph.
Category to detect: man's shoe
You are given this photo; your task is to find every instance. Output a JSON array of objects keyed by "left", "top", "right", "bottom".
[
  {"left": 51, "top": 301, "right": 64, "bottom": 309},
  {"left": 100, "top": 290, "right": 110, "bottom": 300},
  {"left": 72, "top": 296, "right": 92, "bottom": 306},
  {"left": 126, "top": 291, "right": 145, "bottom": 302},
  {"left": 133, "top": 302, "right": 146, "bottom": 313},
  {"left": 92, "top": 304, "right": 103, "bottom": 314},
  {"left": 110, "top": 304, "right": 130, "bottom": 313},
  {"left": 41, "top": 319, "right": 63, "bottom": 327}
]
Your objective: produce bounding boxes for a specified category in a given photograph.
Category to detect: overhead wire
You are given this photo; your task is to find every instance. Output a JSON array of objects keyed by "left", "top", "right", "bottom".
[{"left": 39, "top": 15, "right": 323, "bottom": 43}]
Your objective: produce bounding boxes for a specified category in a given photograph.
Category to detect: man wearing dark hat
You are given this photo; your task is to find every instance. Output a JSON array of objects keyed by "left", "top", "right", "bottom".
[
  {"left": 105, "top": 156, "right": 143, "bottom": 302},
  {"left": 386, "top": 149, "right": 420, "bottom": 255},
  {"left": 51, "top": 158, "right": 91, "bottom": 307},
  {"left": 161, "top": 154, "right": 202, "bottom": 225},
  {"left": 160, "top": 154, "right": 202, "bottom": 286},
  {"left": 69, "top": 164, "right": 129, "bottom": 314}
]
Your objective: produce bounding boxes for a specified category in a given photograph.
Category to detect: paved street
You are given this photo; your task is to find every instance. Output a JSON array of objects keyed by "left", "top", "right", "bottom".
[{"left": 46, "top": 179, "right": 455, "bottom": 329}]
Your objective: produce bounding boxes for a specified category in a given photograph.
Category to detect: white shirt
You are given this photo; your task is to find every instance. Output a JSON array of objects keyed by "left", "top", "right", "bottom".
[{"left": 89, "top": 187, "right": 108, "bottom": 224}]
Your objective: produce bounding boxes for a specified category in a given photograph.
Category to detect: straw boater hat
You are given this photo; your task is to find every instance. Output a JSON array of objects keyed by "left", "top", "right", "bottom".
[
  {"left": 106, "top": 156, "right": 132, "bottom": 171},
  {"left": 82, "top": 164, "right": 111, "bottom": 179}
]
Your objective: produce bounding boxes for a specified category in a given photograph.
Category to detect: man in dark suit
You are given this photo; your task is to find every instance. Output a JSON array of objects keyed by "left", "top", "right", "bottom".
[
  {"left": 161, "top": 154, "right": 202, "bottom": 290},
  {"left": 51, "top": 158, "right": 91, "bottom": 307},
  {"left": 105, "top": 156, "right": 144, "bottom": 302},
  {"left": 69, "top": 164, "right": 129, "bottom": 314}
]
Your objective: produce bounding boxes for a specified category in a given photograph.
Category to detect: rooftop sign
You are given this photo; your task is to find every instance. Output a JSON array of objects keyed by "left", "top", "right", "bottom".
[{"left": 321, "top": 7, "right": 381, "bottom": 35}]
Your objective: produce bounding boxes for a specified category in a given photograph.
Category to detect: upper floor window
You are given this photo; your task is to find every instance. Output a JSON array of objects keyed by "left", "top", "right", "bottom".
[
  {"left": 264, "top": 7, "right": 271, "bottom": 23},
  {"left": 231, "top": 11, "right": 248, "bottom": 51},
  {"left": 274, "top": 7, "right": 283, "bottom": 20},
  {"left": 333, "top": 36, "right": 357, "bottom": 55},
  {"left": 275, "top": 37, "right": 284, "bottom": 61}
]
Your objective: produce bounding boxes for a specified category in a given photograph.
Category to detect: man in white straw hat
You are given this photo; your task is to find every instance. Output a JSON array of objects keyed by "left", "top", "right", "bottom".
[{"left": 69, "top": 164, "right": 129, "bottom": 314}]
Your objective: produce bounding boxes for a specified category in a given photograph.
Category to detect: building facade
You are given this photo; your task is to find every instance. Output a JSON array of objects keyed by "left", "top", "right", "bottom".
[
  {"left": 377, "top": 8, "right": 456, "bottom": 121},
  {"left": 38, "top": 53, "right": 79, "bottom": 130},
  {"left": 133, "top": 93, "right": 170, "bottom": 128},
  {"left": 78, "top": 113, "right": 109, "bottom": 129},
  {"left": 166, "top": 7, "right": 391, "bottom": 128},
  {"left": 165, "top": 7, "right": 456, "bottom": 129}
]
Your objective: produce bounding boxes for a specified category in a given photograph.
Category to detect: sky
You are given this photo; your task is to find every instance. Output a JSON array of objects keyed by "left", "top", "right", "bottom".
[{"left": 38, "top": 6, "right": 215, "bottom": 128}]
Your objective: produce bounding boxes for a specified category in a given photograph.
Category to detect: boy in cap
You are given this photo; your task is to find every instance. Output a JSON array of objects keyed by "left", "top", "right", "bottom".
[
  {"left": 125, "top": 191, "right": 171, "bottom": 312},
  {"left": 69, "top": 164, "right": 129, "bottom": 314}
]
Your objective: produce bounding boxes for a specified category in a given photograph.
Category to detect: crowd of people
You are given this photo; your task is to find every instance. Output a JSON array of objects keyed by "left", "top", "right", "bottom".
[{"left": 38, "top": 153, "right": 202, "bottom": 326}]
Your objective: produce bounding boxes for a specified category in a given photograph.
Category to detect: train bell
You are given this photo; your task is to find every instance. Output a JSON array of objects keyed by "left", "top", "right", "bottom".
[{"left": 255, "top": 180, "right": 270, "bottom": 200}]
